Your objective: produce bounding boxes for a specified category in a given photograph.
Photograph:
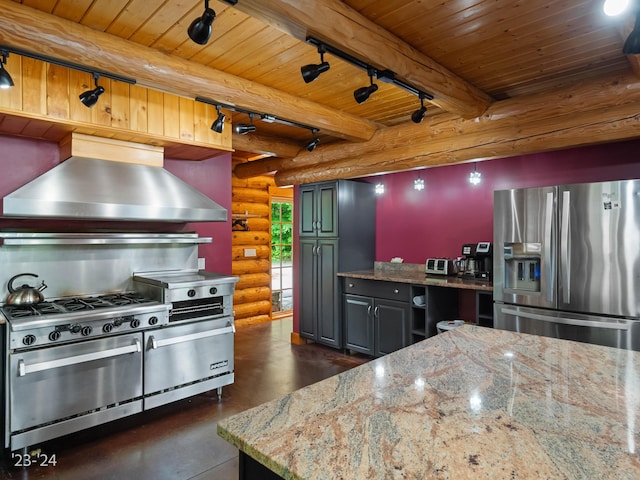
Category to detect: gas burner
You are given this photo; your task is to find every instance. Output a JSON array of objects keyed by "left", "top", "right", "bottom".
[
  {"left": 100, "top": 292, "right": 149, "bottom": 306},
  {"left": 54, "top": 297, "right": 113, "bottom": 311},
  {"left": 2, "top": 302, "right": 64, "bottom": 318}
]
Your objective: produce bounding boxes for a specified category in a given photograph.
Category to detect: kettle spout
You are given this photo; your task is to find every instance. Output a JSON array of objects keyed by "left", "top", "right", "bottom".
[{"left": 37, "top": 281, "right": 47, "bottom": 292}]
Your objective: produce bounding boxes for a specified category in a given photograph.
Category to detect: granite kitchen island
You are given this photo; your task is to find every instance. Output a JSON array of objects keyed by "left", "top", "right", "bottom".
[{"left": 218, "top": 325, "right": 640, "bottom": 479}]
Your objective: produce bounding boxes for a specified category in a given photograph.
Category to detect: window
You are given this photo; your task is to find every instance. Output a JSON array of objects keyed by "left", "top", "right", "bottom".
[{"left": 271, "top": 198, "right": 293, "bottom": 315}]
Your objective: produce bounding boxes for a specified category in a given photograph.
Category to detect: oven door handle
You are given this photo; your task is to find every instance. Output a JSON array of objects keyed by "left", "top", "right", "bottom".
[
  {"left": 17, "top": 338, "right": 142, "bottom": 377},
  {"left": 148, "top": 325, "right": 235, "bottom": 350}
]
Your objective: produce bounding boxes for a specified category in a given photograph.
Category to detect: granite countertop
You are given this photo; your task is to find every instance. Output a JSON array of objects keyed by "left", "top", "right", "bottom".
[
  {"left": 337, "top": 261, "right": 493, "bottom": 292},
  {"left": 218, "top": 325, "right": 640, "bottom": 479}
]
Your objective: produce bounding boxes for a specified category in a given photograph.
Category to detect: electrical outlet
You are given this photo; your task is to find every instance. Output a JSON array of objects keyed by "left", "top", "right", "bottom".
[
  {"left": 244, "top": 248, "right": 257, "bottom": 257},
  {"left": 198, "top": 257, "right": 205, "bottom": 269}
]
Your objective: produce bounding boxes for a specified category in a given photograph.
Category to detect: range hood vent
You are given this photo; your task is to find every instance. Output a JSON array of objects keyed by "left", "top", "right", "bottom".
[{"left": 2, "top": 134, "right": 228, "bottom": 223}]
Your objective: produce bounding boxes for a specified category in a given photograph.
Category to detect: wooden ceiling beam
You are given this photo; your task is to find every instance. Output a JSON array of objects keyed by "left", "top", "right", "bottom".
[
  {"left": 274, "top": 73, "right": 640, "bottom": 185},
  {"left": 227, "top": 0, "right": 493, "bottom": 119},
  {"left": 0, "top": 0, "right": 378, "bottom": 143},
  {"left": 231, "top": 132, "right": 302, "bottom": 159}
]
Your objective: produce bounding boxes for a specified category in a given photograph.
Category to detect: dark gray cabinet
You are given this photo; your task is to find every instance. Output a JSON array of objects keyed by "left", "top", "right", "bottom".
[
  {"left": 344, "top": 279, "right": 411, "bottom": 357},
  {"left": 298, "top": 181, "right": 375, "bottom": 348}
]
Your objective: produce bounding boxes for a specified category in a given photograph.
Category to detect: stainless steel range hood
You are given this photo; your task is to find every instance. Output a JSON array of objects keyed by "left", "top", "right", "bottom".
[{"left": 2, "top": 135, "right": 228, "bottom": 223}]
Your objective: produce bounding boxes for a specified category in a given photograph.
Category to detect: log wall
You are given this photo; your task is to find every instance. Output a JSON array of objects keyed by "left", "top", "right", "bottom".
[{"left": 231, "top": 157, "right": 278, "bottom": 326}]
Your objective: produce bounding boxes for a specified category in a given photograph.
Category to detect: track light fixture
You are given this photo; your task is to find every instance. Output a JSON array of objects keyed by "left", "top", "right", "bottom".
[
  {"left": 603, "top": 0, "right": 631, "bottom": 17},
  {"left": 305, "top": 129, "right": 320, "bottom": 152},
  {"left": 79, "top": 73, "right": 105, "bottom": 108},
  {"left": 211, "top": 105, "right": 226, "bottom": 133},
  {"left": 301, "top": 45, "right": 330, "bottom": 84},
  {"left": 305, "top": 36, "right": 434, "bottom": 110},
  {"left": 0, "top": 50, "right": 14, "bottom": 89},
  {"left": 411, "top": 94, "right": 428, "bottom": 123},
  {"left": 354, "top": 68, "right": 379, "bottom": 104},
  {"left": 414, "top": 176, "right": 425, "bottom": 191},
  {"left": 235, "top": 113, "right": 257, "bottom": 135},
  {"left": 623, "top": 9, "right": 640, "bottom": 54},
  {"left": 188, "top": 0, "right": 216, "bottom": 45}
]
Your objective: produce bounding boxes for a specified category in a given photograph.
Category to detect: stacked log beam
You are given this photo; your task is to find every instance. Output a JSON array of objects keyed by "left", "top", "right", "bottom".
[{"left": 231, "top": 158, "right": 276, "bottom": 326}]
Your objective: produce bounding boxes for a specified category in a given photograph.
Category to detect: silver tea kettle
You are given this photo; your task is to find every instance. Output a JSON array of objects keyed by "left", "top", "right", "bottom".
[{"left": 6, "top": 273, "right": 47, "bottom": 305}]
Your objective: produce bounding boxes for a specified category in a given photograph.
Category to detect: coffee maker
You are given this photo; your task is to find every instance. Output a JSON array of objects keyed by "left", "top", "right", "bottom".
[{"left": 457, "top": 242, "right": 492, "bottom": 279}]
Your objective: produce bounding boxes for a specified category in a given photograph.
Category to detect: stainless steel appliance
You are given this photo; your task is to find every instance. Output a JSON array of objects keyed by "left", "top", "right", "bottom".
[
  {"left": 3, "top": 292, "right": 170, "bottom": 451},
  {"left": 133, "top": 271, "right": 238, "bottom": 410},
  {"left": 425, "top": 258, "right": 456, "bottom": 276},
  {"left": 494, "top": 180, "right": 640, "bottom": 351}
]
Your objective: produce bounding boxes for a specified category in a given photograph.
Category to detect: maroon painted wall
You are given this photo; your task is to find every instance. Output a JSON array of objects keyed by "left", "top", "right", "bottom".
[
  {"left": 375, "top": 139, "right": 640, "bottom": 263},
  {"left": 0, "top": 134, "right": 233, "bottom": 274}
]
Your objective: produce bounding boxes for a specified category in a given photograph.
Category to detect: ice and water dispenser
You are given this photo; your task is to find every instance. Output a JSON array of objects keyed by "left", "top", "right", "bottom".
[{"left": 503, "top": 243, "right": 542, "bottom": 292}]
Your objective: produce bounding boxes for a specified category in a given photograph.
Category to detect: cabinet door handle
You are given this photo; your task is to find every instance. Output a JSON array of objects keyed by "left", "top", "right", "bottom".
[
  {"left": 367, "top": 305, "right": 372, "bottom": 317},
  {"left": 374, "top": 306, "right": 379, "bottom": 318},
  {"left": 348, "top": 283, "right": 354, "bottom": 288},
  {"left": 393, "top": 289, "right": 399, "bottom": 294},
  {"left": 312, "top": 246, "right": 317, "bottom": 255}
]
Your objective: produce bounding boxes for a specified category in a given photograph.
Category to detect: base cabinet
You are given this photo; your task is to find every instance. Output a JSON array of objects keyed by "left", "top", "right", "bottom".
[{"left": 344, "top": 278, "right": 411, "bottom": 357}]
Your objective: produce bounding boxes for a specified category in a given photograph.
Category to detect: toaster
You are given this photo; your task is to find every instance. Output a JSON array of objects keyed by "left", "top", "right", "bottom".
[{"left": 425, "top": 258, "right": 455, "bottom": 276}]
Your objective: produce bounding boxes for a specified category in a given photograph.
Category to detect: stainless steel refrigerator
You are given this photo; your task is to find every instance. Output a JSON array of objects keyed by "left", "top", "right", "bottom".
[{"left": 493, "top": 179, "right": 640, "bottom": 351}]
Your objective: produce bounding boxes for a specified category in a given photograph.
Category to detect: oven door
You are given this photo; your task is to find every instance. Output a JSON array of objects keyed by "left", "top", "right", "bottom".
[
  {"left": 143, "top": 317, "right": 235, "bottom": 409},
  {"left": 9, "top": 333, "right": 143, "bottom": 433}
]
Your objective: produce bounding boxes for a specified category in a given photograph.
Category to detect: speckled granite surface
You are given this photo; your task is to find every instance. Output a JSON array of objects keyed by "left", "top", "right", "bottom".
[
  {"left": 337, "top": 261, "right": 493, "bottom": 292},
  {"left": 218, "top": 325, "right": 640, "bottom": 479}
]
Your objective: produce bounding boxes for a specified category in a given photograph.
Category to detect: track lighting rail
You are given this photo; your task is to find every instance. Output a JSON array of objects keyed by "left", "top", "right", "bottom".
[
  {"left": 305, "top": 37, "right": 433, "bottom": 101},
  {"left": 195, "top": 96, "right": 318, "bottom": 133},
  {"left": 0, "top": 45, "right": 136, "bottom": 86}
]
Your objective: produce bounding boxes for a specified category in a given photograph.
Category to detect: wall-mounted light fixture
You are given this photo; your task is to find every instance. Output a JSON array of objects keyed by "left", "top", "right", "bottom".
[
  {"left": 0, "top": 50, "right": 14, "bottom": 89},
  {"left": 469, "top": 163, "right": 482, "bottom": 186},
  {"left": 301, "top": 45, "right": 330, "bottom": 84},
  {"left": 304, "top": 37, "right": 434, "bottom": 117},
  {"left": 375, "top": 183, "right": 385, "bottom": 195},
  {"left": 414, "top": 176, "right": 425, "bottom": 191},
  {"left": 79, "top": 73, "right": 105, "bottom": 108}
]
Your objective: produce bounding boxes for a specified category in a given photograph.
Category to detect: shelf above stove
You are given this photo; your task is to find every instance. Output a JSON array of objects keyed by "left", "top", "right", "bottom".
[{"left": 0, "top": 232, "right": 213, "bottom": 246}]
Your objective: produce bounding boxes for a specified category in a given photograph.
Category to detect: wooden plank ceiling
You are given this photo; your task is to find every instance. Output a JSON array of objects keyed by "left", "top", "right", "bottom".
[{"left": 0, "top": 0, "right": 638, "bottom": 183}]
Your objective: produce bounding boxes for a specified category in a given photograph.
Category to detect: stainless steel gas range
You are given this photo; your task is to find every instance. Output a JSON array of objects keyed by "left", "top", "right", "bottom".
[{"left": 0, "top": 233, "right": 238, "bottom": 452}]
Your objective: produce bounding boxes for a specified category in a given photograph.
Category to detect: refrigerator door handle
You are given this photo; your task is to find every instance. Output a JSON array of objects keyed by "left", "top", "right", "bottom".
[
  {"left": 544, "top": 191, "right": 554, "bottom": 302},
  {"left": 561, "top": 190, "right": 571, "bottom": 304},
  {"left": 500, "top": 307, "right": 630, "bottom": 331}
]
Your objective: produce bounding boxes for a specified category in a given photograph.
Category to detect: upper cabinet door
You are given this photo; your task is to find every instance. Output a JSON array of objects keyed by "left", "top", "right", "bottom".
[
  {"left": 299, "top": 185, "right": 317, "bottom": 236},
  {"left": 299, "top": 182, "right": 338, "bottom": 237},
  {"left": 317, "top": 182, "right": 337, "bottom": 237}
]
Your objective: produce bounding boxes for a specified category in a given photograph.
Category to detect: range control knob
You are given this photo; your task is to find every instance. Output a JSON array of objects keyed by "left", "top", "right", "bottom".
[
  {"left": 23, "top": 334, "right": 36, "bottom": 346},
  {"left": 103, "top": 323, "right": 114, "bottom": 333},
  {"left": 130, "top": 318, "right": 141, "bottom": 329},
  {"left": 148, "top": 316, "right": 158, "bottom": 326},
  {"left": 187, "top": 289, "right": 196, "bottom": 298},
  {"left": 81, "top": 326, "right": 93, "bottom": 336},
  {"left": 209, "top": 287, "right": 218, "bottom": 295},
  {"left": 49, "top": 331, "right": 61, "bottom": 342}
]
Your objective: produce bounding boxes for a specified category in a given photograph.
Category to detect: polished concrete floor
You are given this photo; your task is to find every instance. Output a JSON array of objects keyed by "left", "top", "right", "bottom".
[{"left": 0, "top": 318, "right": 370, "bottom": 479}]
